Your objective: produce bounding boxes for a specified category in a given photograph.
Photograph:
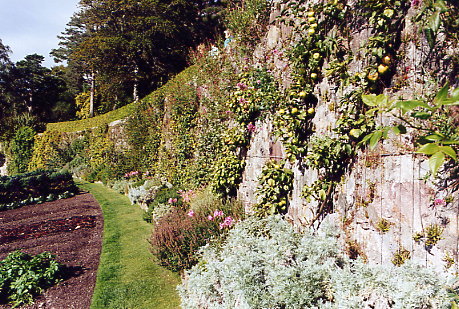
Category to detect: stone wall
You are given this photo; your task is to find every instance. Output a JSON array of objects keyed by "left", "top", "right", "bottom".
[{"left": 238, "top": 0, "right": 459, "bottom": 271}]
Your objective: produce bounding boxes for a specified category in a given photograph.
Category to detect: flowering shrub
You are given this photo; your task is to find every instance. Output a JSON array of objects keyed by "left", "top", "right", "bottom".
[
  {"left": 151, "top": 189, "right": 244, "bottom": 272},
  {"left": 150, "top": 207, "right": 224, "bottom": 272},
  {"left": 179, "top": 216, "right": 452, "bottom": 308}
]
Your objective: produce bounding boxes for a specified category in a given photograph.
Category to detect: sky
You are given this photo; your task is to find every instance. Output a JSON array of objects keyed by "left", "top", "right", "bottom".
[{"left": 0, "top": 0, "right": 80, "bottom": 67}]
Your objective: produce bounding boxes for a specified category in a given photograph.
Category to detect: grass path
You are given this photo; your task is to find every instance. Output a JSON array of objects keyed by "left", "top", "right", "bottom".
[{"left": 77, "top": 181, "right": 181, "bottom": 309}]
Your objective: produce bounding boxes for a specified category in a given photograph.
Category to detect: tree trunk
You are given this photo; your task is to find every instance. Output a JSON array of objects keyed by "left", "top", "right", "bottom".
[
  {"left": 89, "top": 71, "right": 95, "bottom": 118},
  {"left": 133, "top": 66, "right": 139, "bottom": 102}
]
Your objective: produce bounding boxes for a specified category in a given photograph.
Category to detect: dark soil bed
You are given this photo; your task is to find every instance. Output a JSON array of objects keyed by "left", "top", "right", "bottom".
[{"left": 0, "top": 191, "right": 103, "bottom": 309}]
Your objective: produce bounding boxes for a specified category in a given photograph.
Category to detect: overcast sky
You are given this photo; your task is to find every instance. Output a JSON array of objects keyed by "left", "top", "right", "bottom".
[{"left": 0, "top": 0, "right": 79, "bottom": 67}]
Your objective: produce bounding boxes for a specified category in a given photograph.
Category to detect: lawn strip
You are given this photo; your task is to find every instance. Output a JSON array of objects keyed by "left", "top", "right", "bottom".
[{"left": 78, "top": 181, "right": 181, "bottom": 309}]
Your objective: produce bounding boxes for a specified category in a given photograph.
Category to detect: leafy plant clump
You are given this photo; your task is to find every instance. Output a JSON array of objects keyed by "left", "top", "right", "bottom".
[
  {"left": 0, "top": 169, "right": 78, "bottom": 211},
  {"left": 179, "top": 216, "right": 452, "bottom": 308},
  {"left": 254, "top": 160, "right": 293, "bottom": 216},
  {"left": 0, "top": 251, "right": 63, "bottom": 307},
  {"left": 7, "top": 126, "right": 36, "bottom": 175}
]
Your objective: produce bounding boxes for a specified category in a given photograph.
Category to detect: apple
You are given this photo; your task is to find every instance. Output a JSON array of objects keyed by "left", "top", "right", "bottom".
[
  {"left": 299, "top": 91, "right": 307, "bottom": 98},
  {"left": 308, "top": 17, "right": 316, "bottom": 23},
  {"left": 312, "top": 52, "right": 320, "bottom": 59},
  {"left": 382, "top": 55, "right": 391, "bottom": 65},
  {"left": 308, "top": 28, "right": 315, "bottom": 35},
  {"left": 349, "top": 128, "right": 362, "bottom": 138},
  {"left": 367, "top": 71, "right": 379, "bottom": 81},
  {"left": 307, "top": 107, "right": 315, "bottom": 114},
  {"left": 378, "top": 64, "right": 389, "bottom": 74},
  {"left": 310, "top": 72, "right": 318, "bottom": 79},
  {"left": 307, "top": 11, "right": 315, "bottom": 17}
]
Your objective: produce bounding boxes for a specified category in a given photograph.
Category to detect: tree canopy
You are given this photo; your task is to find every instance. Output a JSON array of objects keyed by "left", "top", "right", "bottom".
[{"left": 52, "top": 0, "right": 227, "bottom": 114}]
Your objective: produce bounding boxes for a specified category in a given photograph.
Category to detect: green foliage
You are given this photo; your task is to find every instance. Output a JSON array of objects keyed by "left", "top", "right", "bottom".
[
  {"left": 179, "top": 215, "right": 452, "bottom": 308},
  {"left": 360, "top": 84, "right": 459, "bottom": 175},
  {"left": 376, "top": 218, "right": 391, "bottom": 233},
  {"left": 254, "top": 160, "right": 293, "bottom": 217},
  {"left": 143, "top": 185, "right": 181, "bottom": 223},
  {"left": 425, "top": 224, "right": 444, "bottom": 247},
  {"left": 413, "top": 224, "right": 444, "bottom": 248},
  {"left": 28, "top": 131, "right": 64, "bottom": 171},
  {"left": 228, "top": 69, "right": 281, "bottom": 125},
  {"left": 8, "top": 126, "right": 36, "bottom": 175},
  {"left": 0, "top": 251, "right": 62, "bottom": 307},
  {"left": 0, "top": 169, "right": 78, "bottom": 210},
  {"left": 125, "top": 92, "right": 165, "bottom": 172},
  {"left": 46, "top": 101, "right": 137, "bottom": 133},
  {"left": 225, "top": 0, "right": 272, "bottom": 50},
  {"left": 415, "top": 0, "right": 458, "bottom": 49},
  {"left": 75, "top": 91, "right": 91, "bottom": 119},
  {"left": 211, "top": 152, "right": 246, "bottom": 197},
  {"left": 392, "top": 247, "right": 411, "bottom": 266},
  {"left": 273, "top": 103, "right": 314, "bottom": 161}
]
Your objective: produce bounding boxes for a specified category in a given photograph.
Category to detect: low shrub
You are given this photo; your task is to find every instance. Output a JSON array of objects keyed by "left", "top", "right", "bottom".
[
  {"left": 0, "top": 251, "right": 63, "bottom": 307},
  {"left": 8, "top": 126, "right": 36, "bottom": 175},
  {"left": 0, "top": 170, "right": 78, "bottom": 210},
  {"left": 179, "top": 216, "right": 452, "bottom": 309},
  {"left": 142, "top": 184, "right": 181, "bottom": 223},
  {"left": 151, "top": 193, "right": 244, "bottom": 272}
]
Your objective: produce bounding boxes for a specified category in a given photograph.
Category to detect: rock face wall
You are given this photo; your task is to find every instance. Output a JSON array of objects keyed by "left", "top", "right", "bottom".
[{"left": 239, "top": 0, "right": 459, "bottom": 272}]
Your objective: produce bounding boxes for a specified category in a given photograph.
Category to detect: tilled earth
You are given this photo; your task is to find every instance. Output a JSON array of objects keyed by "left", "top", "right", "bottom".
[{"left": 0, "top": 192, "right": 103, "bottom": 309}]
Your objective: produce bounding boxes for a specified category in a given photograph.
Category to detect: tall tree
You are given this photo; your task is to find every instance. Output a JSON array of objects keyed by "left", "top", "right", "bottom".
[{"left": 52, "top": 0, "right": 227, "bottom": 116}]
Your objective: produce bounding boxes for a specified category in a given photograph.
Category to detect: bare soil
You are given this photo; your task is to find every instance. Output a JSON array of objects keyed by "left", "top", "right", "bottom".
[{"left": 0, "top": 191, "right": 103, "bottom": 309}]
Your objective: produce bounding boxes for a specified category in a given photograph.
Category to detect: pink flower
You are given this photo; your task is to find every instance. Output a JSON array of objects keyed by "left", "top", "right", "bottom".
[
  {"left": 237, "top": 82, "right": 248, "bottom": 90},
  {"left": 247, "top": 123, "right": 257, "bottom": 133},
  {"left": 207, "top": 215, "right": 214, "bottom": 221},
  {"left": 213, "top": 210, "right": 224, "bottom": 217},
  {"left": 434, "top": 198, "right": 446, "bottom": 207},
  {"left": 219, "top": 216, "right": 235, "bottom": 229},
  {"left": 239, "top": 97, "right": 248, "bottom": 105},
  {"left": 178, "top": 189, "right": 195, "bottom": 203},
  {"left": 187, "top": 210, "right": 195, "bottom": 217},
  {"left": 224, "top": 216, "right": 234, "bottom": 226},
  {"left": 411, "top": 0, "right": 421, "bottom": 6}
]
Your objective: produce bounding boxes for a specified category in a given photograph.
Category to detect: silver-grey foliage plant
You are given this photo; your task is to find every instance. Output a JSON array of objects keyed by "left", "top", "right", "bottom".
[{"left": 178, "top": 215, "right": 452, "bottom": 309}]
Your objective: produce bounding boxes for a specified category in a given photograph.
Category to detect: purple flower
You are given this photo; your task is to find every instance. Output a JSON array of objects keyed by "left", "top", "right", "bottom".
[
  {"left": 239, "top": 97, "right": 248, "bottom": 105},
  {"left": 411, "top": 0, "right": 421, "bottom": 6}
]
